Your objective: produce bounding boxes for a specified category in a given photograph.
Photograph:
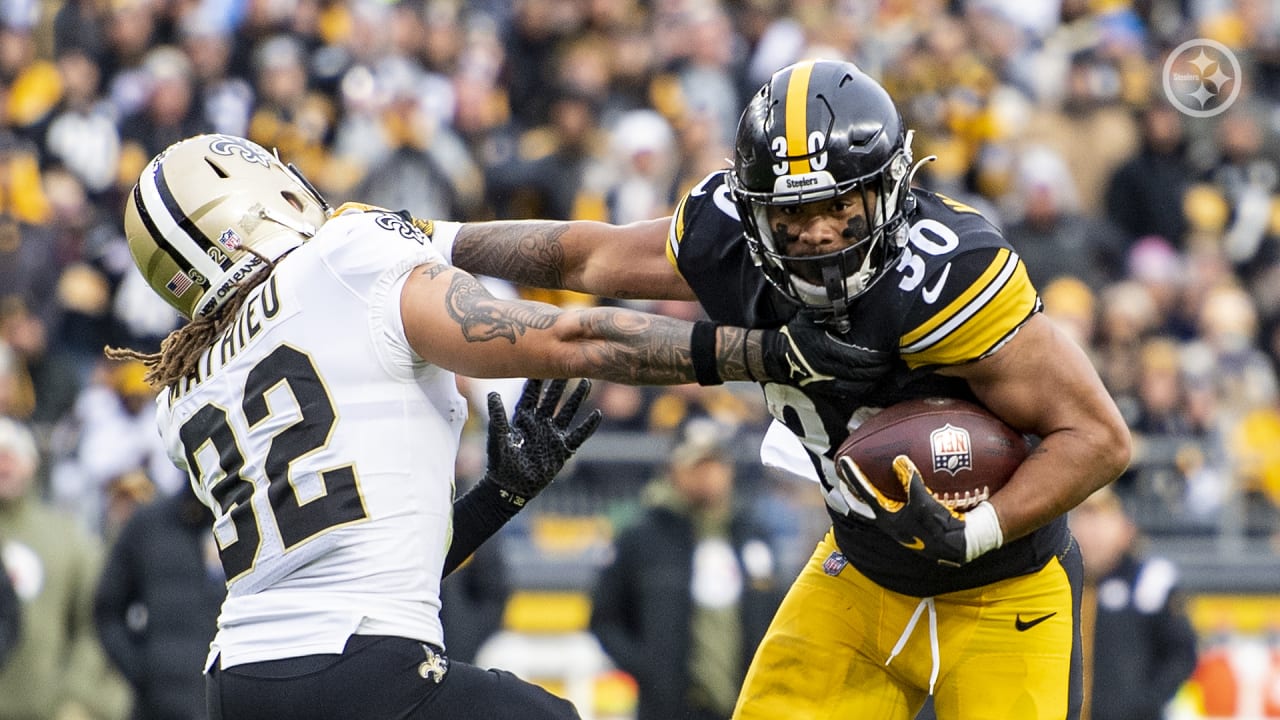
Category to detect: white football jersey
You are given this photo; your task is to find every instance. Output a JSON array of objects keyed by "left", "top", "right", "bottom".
[{"left": 155, "top": 211, "right": 468, "bottom": 670}]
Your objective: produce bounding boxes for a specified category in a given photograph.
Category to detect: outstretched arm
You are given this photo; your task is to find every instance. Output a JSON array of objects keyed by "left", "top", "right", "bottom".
[
  {"left": 450, "top": 218, "right": 697, "bottom": 301},
  {"left": 400, "top": 260, "right": 889, "bottom": 388}
]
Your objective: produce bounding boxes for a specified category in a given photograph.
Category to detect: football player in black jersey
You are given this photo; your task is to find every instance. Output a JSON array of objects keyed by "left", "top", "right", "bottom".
[{"left": 406, "top": 60, "right": 1130, "bottom": 720}]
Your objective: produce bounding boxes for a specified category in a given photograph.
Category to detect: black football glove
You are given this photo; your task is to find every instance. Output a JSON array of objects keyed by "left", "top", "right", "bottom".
[
  {"left": 482, "top": 378, "right": 603, "bottom": 507},
  {"left": 759, "top": 312, "right": 891, "bottom": 388},
  {"left": 837, "top": 454, "right": 1002, "bottom": 567}
]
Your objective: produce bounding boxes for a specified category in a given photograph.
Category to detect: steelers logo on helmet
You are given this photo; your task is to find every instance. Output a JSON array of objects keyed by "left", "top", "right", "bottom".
[
  {"left": 123, "top": 134, "right": 330, "bottom": 320},
  {"left": 728, "top": 60, "right": 922, "bottom": 330}
]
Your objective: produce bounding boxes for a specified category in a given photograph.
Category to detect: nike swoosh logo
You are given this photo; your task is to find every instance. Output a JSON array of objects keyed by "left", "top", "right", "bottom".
[
  {"left": 921, "top": 263, "right": 952, "bottom": 304},
  {"left": 899, "top": 536, "right": 926, "bottom": 551},
  {"left": 1015, "top": 612, "right": 1057, "bottom": 631}
]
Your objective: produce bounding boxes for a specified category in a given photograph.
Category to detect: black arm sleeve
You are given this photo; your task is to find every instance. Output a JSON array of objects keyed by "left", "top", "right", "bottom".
[{"left": 442, "top": 478, "right": 521, "bottom": 578}]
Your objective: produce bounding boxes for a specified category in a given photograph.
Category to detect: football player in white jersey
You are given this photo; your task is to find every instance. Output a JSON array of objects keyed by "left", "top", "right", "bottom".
[{"left": 106, "top": 133, "right": 889, "bottom": 720}]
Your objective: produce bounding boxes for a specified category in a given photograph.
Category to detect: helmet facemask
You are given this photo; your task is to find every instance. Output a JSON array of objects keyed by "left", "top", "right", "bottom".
[{"left": 732, "top": 132, "right": 916, "bottom": 332}]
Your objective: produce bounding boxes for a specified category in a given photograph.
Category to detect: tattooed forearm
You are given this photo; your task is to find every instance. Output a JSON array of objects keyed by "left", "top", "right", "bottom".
[
  {"left": 453, "top": 222, "right": 570, "bottom": 289},
  {"left": 443, "top": 272, "right": 558, "bottom": 343},
  {"left": 570, "top": 311, "right": 757, "bottom": 385},
  {"left": 574, "top": 309, "right": 696, "bottom": 384}
]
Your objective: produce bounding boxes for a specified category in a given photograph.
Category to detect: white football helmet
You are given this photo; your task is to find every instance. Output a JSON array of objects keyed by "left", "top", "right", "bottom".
[{"left": 123, "top": 134, "right": 330, "bottom": 319}]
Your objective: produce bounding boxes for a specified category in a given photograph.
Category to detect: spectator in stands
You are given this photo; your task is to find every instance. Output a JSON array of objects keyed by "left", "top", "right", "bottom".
[
  {"left": 1004, "top": 145, "right": 1128, "bottom": 292},
  {"left": 0, "top": 297, "right": 81, "bottom": 428},
  {"left": 51, "top": 359, "right": 184, "bottom": 533},
  {"left": 1069, "top": 486, "right": 1198, "bottom": 720},
  {"left": 590, "top": 420, "right": 784, "bottom": 720},
  {"left": 94, "top": 481, "right": 225, "bottom": 720},
  {"left": 118, "top": 46, "right": 206, "bottom": 163},
  {"left": 489, "top": 84, "right": 605, "bottom": 221},
  {"left": 1201, "top": 110, "right": 1279, "bottom": 274},
  {"left": 1093, "top": 280, "right": 1159, "bottom": 399},
  {"left": 42, "top": 48, "right": 122, "bottom": 201},
  {"left": 0, "top": 416, "right": 131, "bottom": 720},
  {"left": 1104, "top": 103, "right": 1192, "bottom": 248}
]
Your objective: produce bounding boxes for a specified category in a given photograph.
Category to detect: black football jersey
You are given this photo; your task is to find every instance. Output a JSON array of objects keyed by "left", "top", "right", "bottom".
[{"left": 668, "top": 170, "right": 1068, "bottom": 596}]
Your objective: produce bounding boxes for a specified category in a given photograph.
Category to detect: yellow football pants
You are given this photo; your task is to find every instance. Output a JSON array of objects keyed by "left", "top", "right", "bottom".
[{"left": 733, "top": 530, "right": 1081, "bottom": 720}]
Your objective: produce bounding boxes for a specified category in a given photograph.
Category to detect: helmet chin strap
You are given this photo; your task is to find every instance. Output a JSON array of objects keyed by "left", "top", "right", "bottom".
[{"left": 821, "top": 263, "right": 852, "bottom": 334}]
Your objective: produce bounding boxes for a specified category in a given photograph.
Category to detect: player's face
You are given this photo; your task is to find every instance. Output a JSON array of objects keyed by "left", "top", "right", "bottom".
[{"left": 766, "top": 188, "right": 876, "bottom": 284}]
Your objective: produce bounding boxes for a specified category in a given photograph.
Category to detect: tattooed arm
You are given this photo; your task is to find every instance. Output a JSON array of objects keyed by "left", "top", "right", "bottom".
[
  {"left": 450, "top": 218, "right": 696, "bottom": 302},
  {"left": 400, "top": 259, "right": 890, "bottom": 387},
  {"left": 400, "top": 261, "right": 748, "bottom": 384}
]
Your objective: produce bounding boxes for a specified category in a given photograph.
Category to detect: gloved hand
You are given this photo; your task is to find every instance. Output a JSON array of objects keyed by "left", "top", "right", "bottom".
[
  {"left": 836, "top": 453, "right": 1003, "bottom": 567},
  {"left": 758, "top": 312, "right": 891, "bottom": 387},
  {"left": 482, "top": 378, "right": 603, "bottom": 507}
]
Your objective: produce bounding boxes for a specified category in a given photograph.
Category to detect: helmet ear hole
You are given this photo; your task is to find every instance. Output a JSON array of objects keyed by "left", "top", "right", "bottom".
[
  {"left": 281, "top": 191, "right": 305, "bottom": 212},
  {"left": 204, "top": 158, "right": 229, "bottom": 178}
]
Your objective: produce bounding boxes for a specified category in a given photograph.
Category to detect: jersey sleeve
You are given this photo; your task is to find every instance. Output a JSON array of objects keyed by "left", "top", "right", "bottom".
[
  {"left": 666, "top": 171, "right": 743, "bottom": 276},
  {"left": 317, "top": 211, "right": 444, "bottom": 294},
  {"left": 898, "top": 246, "right": 1040, "bottom": 370},
  {"left": 317, "top": 211, "right": 446, "bottom": 374}
]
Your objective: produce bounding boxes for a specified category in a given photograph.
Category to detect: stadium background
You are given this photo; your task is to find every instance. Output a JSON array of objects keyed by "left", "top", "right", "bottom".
[{"left": 1, "top": 0, "right": 1280, "bottom": 717}]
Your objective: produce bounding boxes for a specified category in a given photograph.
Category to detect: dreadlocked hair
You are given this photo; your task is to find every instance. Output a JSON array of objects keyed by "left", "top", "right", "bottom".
[{"left": 105, "top": 250, "right": 278, "bottom": 389}]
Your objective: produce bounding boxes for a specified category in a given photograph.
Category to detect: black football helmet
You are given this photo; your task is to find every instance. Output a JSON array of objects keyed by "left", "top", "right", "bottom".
[{"left": 728, "top": 60, "right": 919, "bottom": 329}]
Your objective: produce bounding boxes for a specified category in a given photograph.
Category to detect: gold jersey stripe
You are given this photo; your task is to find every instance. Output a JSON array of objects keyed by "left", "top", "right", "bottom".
[
  {"left": 785, "top": 60, "right": 816, "bottom": 176},
  {"left": 901, "top": 248, "right": 1016, "bottom": 347},
  {"left": 665, "top": 194, "right": 689, "bottom": 271},
  {"left": 901, "top": 251, "right": 1036, "bottom": 367}
]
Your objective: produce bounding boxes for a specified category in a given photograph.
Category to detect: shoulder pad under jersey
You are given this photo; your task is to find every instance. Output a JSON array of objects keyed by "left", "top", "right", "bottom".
[
  {"left": 873, "top": 190, "right": 1041, "bottom": 370},
  {"left": 668, "top": 171, "right": 791, "bottom": 327}
]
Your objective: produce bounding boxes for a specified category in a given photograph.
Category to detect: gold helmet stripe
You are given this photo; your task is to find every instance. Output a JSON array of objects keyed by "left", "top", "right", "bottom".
[
  {"left": 784, "top": 59, "right": 816, "bottom": 176},
  {"left": 137, "top": 162, "right": 225, "bottom": 283}
]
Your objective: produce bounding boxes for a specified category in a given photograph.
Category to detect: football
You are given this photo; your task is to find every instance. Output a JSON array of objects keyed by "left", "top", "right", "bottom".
[{"left": 835, "top": 397, "right": 1029, "bottom": 512}]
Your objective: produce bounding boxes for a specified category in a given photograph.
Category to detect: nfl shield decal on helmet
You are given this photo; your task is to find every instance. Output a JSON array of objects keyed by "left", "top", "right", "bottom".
[
  {"left": 930, "top": 423, "right": 972, "bottom": 476},
  {"left": 218, "top": 228, "right": 243, "bottom": 251},
  {"left": 822, "top": 551, "right": 848, "bottom": 576}
]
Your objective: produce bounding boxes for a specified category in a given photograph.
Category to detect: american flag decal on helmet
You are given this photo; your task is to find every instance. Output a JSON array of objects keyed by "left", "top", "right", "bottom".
[
  {"left": 166, "top": 271, "right": 194, "bottom": 296},
  {"left": 930, "top": 423, "right": 972, "bottom": 476}
]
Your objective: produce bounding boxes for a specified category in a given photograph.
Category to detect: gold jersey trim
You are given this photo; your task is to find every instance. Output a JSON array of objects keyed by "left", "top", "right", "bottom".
[{"left": 900, "top": 248, "right": 1035, "bottom": 367}]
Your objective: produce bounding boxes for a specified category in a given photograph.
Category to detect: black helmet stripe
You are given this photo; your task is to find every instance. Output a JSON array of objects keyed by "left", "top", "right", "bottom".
[
  {"left": 135, "top": 160, "right": 229, "bottom": 286},
  {"left": 154, "top": 161, "right": 235, "bottom": 271},
  {"left": 131, "top": 183, "right": 213, "bottom": 291}
]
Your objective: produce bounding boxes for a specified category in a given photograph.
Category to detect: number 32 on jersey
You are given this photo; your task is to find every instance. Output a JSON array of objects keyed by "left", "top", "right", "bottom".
[{"left": 179, "top": 344, "right": 369, "bottom": 581}]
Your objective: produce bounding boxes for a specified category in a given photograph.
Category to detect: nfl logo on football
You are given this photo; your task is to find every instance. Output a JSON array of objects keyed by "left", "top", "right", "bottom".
[{"left": 930, "top": 424, "right": 972, "bottom": 476}]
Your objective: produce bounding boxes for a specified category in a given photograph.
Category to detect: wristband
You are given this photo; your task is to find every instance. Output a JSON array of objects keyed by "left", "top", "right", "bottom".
[
  {"left": 963, "top": 500, "right": 1004, "bottom": 563},
  {"left": 690, "top": 321, "right": 723, "bottom": 386}
]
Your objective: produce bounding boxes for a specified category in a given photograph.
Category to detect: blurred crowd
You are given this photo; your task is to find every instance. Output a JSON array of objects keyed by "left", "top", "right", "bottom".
[
  {"left": 2, "top": 0, "right": 1280, "bottom": 716},
  {"left": 1, "top": 0, "right": 1279, "bottom": 535}
]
